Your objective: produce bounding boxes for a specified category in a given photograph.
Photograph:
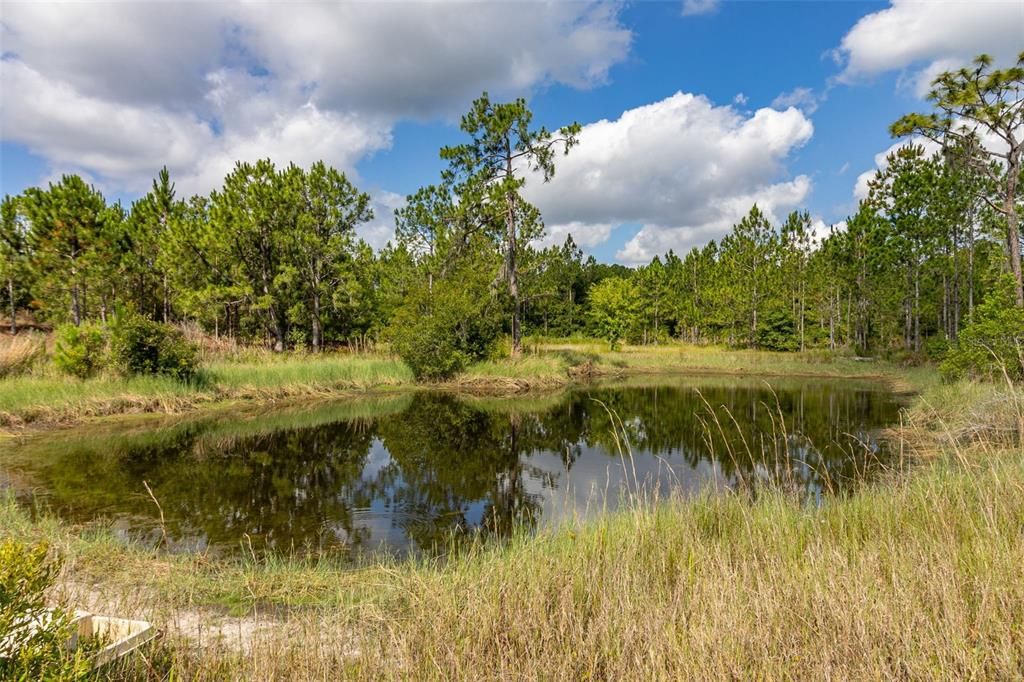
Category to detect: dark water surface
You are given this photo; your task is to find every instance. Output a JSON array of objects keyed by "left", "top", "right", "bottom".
[{"left": 0, "top": 376, "right": 903, "bottom": 560}]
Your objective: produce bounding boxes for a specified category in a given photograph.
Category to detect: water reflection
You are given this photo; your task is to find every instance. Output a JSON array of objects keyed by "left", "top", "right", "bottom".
[{"left": 0, "top": 377, "right": 902, "bottom": 559}]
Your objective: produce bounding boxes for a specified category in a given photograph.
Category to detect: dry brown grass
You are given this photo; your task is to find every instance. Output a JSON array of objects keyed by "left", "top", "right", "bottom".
[{"left": 0, "top": 333, "right": 47, "bottom": 379}]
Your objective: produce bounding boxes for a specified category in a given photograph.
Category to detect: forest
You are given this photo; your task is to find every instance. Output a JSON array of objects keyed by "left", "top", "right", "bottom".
[{"left": 1, "top": 55, "right": 1022, "bottom": 382}]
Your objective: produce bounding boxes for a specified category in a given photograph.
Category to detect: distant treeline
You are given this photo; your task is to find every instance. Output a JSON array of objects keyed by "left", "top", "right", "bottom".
[{"left": 1, "top": 55, "right": 1021, "bottom": 367}]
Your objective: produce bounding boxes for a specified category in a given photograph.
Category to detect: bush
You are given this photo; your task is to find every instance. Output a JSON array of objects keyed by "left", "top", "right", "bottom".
[
  {"left": 588, "top": 277, "right": 641, "bottom": 350},
  {"left": 390, "top": 316, "right": 471, "bottom": 381},
  {"left": 757, "top": 308, "right": 798, "bottom": 352},
  {"left": 387, "top": 279, "right": 501, "bottom": 381},
  {"left": 924, "top": 335, "right": 950, "bottom": 362},
  {"left": 941, "top": 275, "right": 1024, "bottom": 382},
  {"left": 0, "top": 540, "right": 90, "bottom": 680},
  {"left": 110, "top": 314, "right": 199, "bottom": 381},
  {"left": 53, "top": 323, "right": 106, "bottom": 379}
]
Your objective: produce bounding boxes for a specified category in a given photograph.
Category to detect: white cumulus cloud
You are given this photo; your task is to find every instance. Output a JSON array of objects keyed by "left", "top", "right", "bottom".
[
  {"left": 0, "top": 1, "right": 632, "bottom": 194},
  {"left": 771, "top": 87, "right": 821, "bottom": 115},
  {"left": 682, "top": 0, "right": 720, "bottom": 17},
  {"left": 359, "top": 191, "right": 408, "bottom": 251},
  {"left": 522, "top": 92, "right": 814, "bottom": 263},
  {"left": 834, "top": 0, "right": 1023, "bottom": 95}
]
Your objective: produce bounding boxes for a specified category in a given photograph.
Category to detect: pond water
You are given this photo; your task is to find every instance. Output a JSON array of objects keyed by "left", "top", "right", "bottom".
[{"left": 0, "top": 376, "right": 903, "bottom": 560}]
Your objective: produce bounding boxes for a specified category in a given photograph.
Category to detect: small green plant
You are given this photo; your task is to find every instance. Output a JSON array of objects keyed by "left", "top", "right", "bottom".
[
  {"left": 110, "top": 313, "right": 199, "bottom": 381},
  {"left": 941, "top": 275, "right": 1024, "bottom": 382},
  {"left": 53, "top": 322, "right": 106, "bottom": 379},
  {"left": 0, "top": 540, "right": 90, "bottom": 680}
]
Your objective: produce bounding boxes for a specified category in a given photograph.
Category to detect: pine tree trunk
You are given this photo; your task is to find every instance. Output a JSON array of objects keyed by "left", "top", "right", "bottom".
[
  {"left": 914, "top": 268, "right": 921, "bottom": 353},
  {"left": 71, "top": 283, "right": 81, "bottom": 326},
  {"left": 162, "top": 274, "right": 170, "bottom": 323},
  {"left": 1003, "top": 164, "right": 1023, "bottom": 305},
  {"left": 952, "top": 241, "right": 960, "bottom": 340},
  {"left": 505, "top": 144, "right": 522, "bottom": 357},
  {"left": 8, "top": 278, "right": 15, "bottom": 335},
  {"left": 311, "top": 292, "right": 322, "bottom": 353},
  {"left": 968, "top": 214, "right": 975, "bottom": 323}
]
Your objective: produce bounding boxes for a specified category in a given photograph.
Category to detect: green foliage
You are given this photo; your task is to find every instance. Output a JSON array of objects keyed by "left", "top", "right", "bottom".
[
  {"left": 941, "top": 276, "right": 1024, "bottom": 381},
  {"left": 757, "top": 308, "right": 798, "bottom": 352},
  {"left": 387, "top": 279, "right": 502, "bottom": 381},
  {"left": 109, "top": 313, "right": 199, "bottom": 381},
  {"left": 19, "top": 175, "right": 120, "bottom": 326},
  {"left": 439, "top": 92, "right": 580, "bottom": 354},
  {"left": 2, "top": 82, "right": 1018, "bottom": 372},
  {"left": 588, "top": 277, "right": 641, "bottom": 350},
  {"left": 891, "top": 52, "right": 1024, "bottom": 307},
  {"left": 53, "top": 322, "right": 106, "bottom": 378},
  {"left": 0, "top": 540, "right": 89, "bottom": 680}
]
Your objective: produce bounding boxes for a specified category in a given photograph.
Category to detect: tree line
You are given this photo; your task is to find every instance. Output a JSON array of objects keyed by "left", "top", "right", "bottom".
[{"left": 1, "top": 54, "right": 1021, "bottom": 378}]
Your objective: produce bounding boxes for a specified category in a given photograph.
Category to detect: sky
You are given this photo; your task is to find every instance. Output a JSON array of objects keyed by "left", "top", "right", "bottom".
[{"left": 1, "top": 0, "right": 1021, "bottom": 264}]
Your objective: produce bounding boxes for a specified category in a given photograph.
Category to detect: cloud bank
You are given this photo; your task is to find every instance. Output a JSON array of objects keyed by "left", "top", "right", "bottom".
[
  {"left": 523, "top": 92, "right": 814, "bottom": 263},
  {"left": 1, "top": 1, "right": 632, "bottom": 195}
]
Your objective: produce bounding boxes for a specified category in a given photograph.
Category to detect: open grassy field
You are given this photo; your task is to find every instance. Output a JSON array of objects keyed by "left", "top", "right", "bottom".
[
  {"left": 1, "top": 374, "right": 1021, "bottom": 679},
  {"left": 1, "top": 335, "right": 924, "bottom": 430}
]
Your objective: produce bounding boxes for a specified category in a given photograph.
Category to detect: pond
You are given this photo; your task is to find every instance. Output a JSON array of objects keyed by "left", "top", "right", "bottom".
[{"left": 0, "top": 376, "right": 904, "bottom": 561}]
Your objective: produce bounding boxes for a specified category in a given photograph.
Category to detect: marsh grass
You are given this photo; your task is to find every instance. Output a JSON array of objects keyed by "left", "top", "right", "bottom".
[
  {"left": 0, "top": 354, "right": 413, "bottom": 428},
  {"left": 205, "top": 355, "right": 413, "bottom": 392},
  {"left": 1, "top": 338, "right": 921, "bottom": 430},
  {"left": 2, "top": 376, "right": 1021, "bottom": 679}
]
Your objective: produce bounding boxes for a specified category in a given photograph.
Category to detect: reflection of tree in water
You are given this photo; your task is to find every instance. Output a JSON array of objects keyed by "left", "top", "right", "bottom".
[
  {"left": 141, "top": 419, "right": 378, "bottom": 552},
  {"left": 558, "top": 381, "right": 898, "bottom": 494},
  {"left": 35, "top": 417, "right": 379, "bottom": 553},
  {"left": 10, "top": 379, "right": 900, "bottom": 558},
  {"left": 373, "top": 394, "right": 550, "bottom": 552}
]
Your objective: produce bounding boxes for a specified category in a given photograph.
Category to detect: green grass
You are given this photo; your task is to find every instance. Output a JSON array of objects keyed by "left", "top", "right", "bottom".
[
  {"left": 0, "top": 372, "right": 201, "bottom": 419},
  {"left": 0, "top": 353, "right": 414, "bottom": 428},
  {"left": 1, "top": 377, "right": 1020, "bottom": 678},
  {"left": 205, "top": 354, "right": 413, "bottom": 391},
  {"left": 0, "top": 339, "right": 931, "bottom": 430}
]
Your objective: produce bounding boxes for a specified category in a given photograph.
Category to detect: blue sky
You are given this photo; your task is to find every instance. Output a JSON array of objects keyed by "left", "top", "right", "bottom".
[{"left": 2, "top": 0, "right": 1021, "bottom": 263}]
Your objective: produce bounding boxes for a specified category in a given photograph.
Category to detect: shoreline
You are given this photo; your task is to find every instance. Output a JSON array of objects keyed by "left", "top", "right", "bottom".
[{"left": 0, "top": 347, "right": 922, "bottom": 436}]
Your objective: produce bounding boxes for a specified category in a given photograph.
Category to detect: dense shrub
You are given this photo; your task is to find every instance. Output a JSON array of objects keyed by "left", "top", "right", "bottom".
[
  {"left": 387, "top": 280, "right": 501, "bottom": 381},
  {"left": 110, "top": 314, "right": 199, "bottom": 380},
  {"left": 941, "top": 275, "right": 1024, "bottom": 382},
  {"left": 757, "top": 308, "right": 798, "bottom": 352},
  {"left": 0, "top": 540, "right": 89, "bottom": 679},
  {"left": 53, "top": 322, "right": 106, "bottom": 378},
  {"left": 588, "top": 277, "right": 641, "bottom": 350}
]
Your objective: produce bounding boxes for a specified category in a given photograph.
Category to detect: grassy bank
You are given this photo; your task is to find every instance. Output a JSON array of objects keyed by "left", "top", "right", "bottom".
[
  {"left": 0, "top": 354, "right": 413, "bottom": 429},
  {"left": 1, "top": 377, "right": 1021, "bottom": 678},
  {"left": 1, "top": 339, "right": 924, "bottom": 431}
]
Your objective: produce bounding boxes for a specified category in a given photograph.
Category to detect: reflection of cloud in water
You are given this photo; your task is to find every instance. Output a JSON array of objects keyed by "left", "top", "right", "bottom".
[
  {"left": 525, "top": 446, "right": 730, "bottom": 527},
  {"left": 361, "top": 438, "right": 393, "bottom": 479}
]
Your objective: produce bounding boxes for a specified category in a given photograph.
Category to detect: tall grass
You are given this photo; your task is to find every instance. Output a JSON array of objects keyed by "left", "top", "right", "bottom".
[
  {"left": 0, "top": 373, "right": 201, "bottom": 426},
  {"left": 206, "top": 355, "right": 413, "bottom": 392},
  {"left": 0, "top": 354, "right": 413, "bottom": 427},
  {"left": 2, "top": 378, "right": 1020, "bottom": 679},
  {"left": 0, "top": 333, "right": 47, "bottom": 378}
]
